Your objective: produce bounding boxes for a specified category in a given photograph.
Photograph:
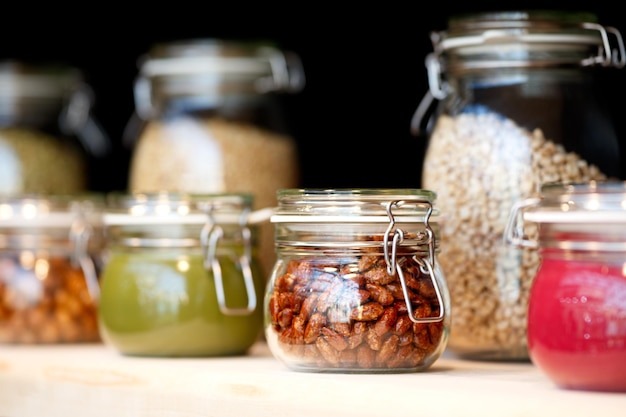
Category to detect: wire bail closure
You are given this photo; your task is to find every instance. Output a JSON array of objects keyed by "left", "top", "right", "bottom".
[
  {"left": 504, "top": 197, "right": 541, "bottom": 249},
  {"left": 382, "top": 200, "right": 444, "bottom": 324},
  {"left": 411, "top": 18, "right": 626, "bottom": 138},
  {"left": 200, "top": 206, "right": 257, "bottom": 316},
  {"left": 68, "top": 213, "right": 100, "bottom": 303}
]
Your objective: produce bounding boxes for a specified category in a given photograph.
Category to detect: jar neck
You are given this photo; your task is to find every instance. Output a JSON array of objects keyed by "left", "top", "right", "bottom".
[
  {"left": 138, "top": 77, "right": 270, "bottom": 118},
  {"left": 442, "top": 66, "right": 598, "bottom": 116},
  {"left": 540, "top": 247, "right": 626, "bottom": 263},
  {"left": 106, "top": 223, "right": 257, "bottom": 250},
  {"left": 448, "top": 66, "right": 593, "bottom": 86},
  {"left": 440, "top": 43, "right": 611, "bottom": 76},
  {"left": 537, "top": 222, "right": 626, "bottom": 253},
  {"left": 274, "top": 222, "right": 439, "bottom": 261},
  {"left": 138, "top": 92, "right": 285, "bottom": 129},
  {"left": 441, "top": 66, "right": 601, "bottom": 129},
  {"left": 0, "top": 233, "right": 87, "bottom": 253}
]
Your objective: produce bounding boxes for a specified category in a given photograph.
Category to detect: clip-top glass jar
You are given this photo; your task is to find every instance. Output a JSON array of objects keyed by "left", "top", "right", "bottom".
[
  {"left": 0, "top": 61, "right": 111, "bottom": 194},
  {"left": 124, "top": 39, "right": 305, "bottom": 278},
  {"left": 0, "top": 194, "right": 103, "bottom": 344},
  {"left": 413, "top": 10, "right": 625, "bottom": 361},
  {"left": 265, "top": 189, "right": 450, "bottom": 373},
  {"left": 506, "top": 181, "right": 626, "bottom": 392},
  {"left": 98, "top": 192, "right": 269, "bottom": 357}
]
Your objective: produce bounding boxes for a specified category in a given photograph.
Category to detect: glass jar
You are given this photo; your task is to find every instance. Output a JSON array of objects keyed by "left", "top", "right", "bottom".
[
  {"left": 265, "top": 189, "right": 450, "bottom": 373},
  {"left": 124, "top": 38, "right": 305, "bottom": 278},
  {"left": 98, "top": 192, "right": 269, "bottom": 357},
  {"left": 0, "top": 60, "right": 111, "bottom": 194},
  {"left": 0, "top": 194, "right": 103, "bottom": 344},
  {"left": 413, "top": 10, "right": 625, "bottom": 360},
  {"left": 506, "top": 181, "right": 626, "bottom": 392}
]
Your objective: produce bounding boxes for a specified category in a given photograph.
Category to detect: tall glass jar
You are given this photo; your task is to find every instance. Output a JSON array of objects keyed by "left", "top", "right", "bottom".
[
  {"left": 125, "top": 39, "right": 305, "bottom": 278},
  {"left": 0, "top": 194, "right": 103, "bottom": 344},
  {"left": 0, "top": 61, "right": 111, "bottom": 194},
  {"left": 98, "top": 192, "right": 268, "bottom": 357},
  {"left": 413, "top": 10, "right": 625, "bottom": 360},
  {"left": 505, "top": 181, "right": 626, "bottom": 392},
  {"left": 265, "top": 189, "right": 450, "bottom": 373}
]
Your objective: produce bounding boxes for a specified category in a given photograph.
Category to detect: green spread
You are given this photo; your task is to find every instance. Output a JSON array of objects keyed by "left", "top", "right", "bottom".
[{"left": 98, "top": 249, "right": 265, "bottom": 357}]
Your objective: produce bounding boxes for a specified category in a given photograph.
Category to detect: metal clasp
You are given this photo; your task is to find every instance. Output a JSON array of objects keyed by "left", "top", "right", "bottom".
[
  {"left": 410, "top": 51, "right": 449, "bottom": 137},
  {"left": 200, "top": 209, "right": 257, "bottom": 316},
  {"left": 257, "top": 47, "right": 306, "bottom": 94},
  {"left": 61, "top": 83, "right": 112, "bottom": 158},
  {"left": 68, "top": 215, "right": 100, "bottom": 303},
  {"left": 582, "top": 23, "right": 626, "bottom": 68},
  {"left": 382, "top": 200, "right": 444, "bottom": 324},
  {"left": 504, "top": 197, "right": 541, "bottom": 248}
]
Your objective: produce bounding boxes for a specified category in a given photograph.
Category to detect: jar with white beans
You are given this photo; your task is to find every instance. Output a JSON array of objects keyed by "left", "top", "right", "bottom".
[
  {"left": 124, "top": 39, "right": 305, "bottom": 279},
  {"left": 412, "top": 10, "right": 625, "bottom": 360},
  {"left": 0, "top": 61, "right": 111, "bottom": 194}
]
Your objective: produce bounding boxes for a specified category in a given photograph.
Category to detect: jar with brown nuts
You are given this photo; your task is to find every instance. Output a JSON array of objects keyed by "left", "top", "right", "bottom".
[
  {"left": 412, "top": 10, "right": 625, "bottom": 360},
  {"left": 0, "top": 61, "right": 111, "bottom": 194},
  {"left": 0, "top": 194, "right": 104, "bottom": 344},
  {"left": 124, "top": 38, "right": 305, "bottom": 279},
  {"left": 98, "top": 192, "right": 270, "bottom": 357},
  {"left": 265, "top": 189, "right": 450, "bottom": 373}
]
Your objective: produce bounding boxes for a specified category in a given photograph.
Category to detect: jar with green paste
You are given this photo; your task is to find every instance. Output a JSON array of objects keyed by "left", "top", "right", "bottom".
[{"left": 98, "top": 192, "right": 270, "bottom": 357}]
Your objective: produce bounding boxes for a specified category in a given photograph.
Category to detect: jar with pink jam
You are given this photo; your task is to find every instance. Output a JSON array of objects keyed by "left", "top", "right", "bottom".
[{"left": 506, "top": 181, "right": 626, "bottom": 392}]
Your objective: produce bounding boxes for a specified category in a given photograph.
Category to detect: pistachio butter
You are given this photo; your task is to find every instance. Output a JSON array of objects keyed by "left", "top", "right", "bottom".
[
  {"left": 99, "top": 250, "right": 264, "bottom": 356},
  {"left": 99, "top": 191, "right": 266, "bottom": 357}
]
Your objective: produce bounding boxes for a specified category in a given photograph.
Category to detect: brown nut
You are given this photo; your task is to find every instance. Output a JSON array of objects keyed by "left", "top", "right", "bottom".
[
  {"left": 268, "top": 254, "right": 444, "bottom": 370},
  {"left": 0, "top": 255, "right": 100, "bottom": 344}
]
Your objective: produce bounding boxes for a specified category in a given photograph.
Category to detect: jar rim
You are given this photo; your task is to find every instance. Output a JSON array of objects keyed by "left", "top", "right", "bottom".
[
  {"left": 0, "top": 193, "right": 103, "bottom": 228},
  {"left": 440, "top": 10, "right": 601, "bottom": 49},
  {"left": 431, "top": 9, "right": 623, "bottom": 71},
  {"left": 446, "top": 10, "right": 598, "bottom": 31},
  {"left": 276, "top": 188, "right": 437, "bottom": 199},
  {"left": 103, "top": 191, "right": 256, "bottom": 226},
  {"left": 272, "top": 188, "right": 439, "bottom": 223},
  {"left": 524, "top": 181, "right": 626, "bottom": 223},
  {"left": 136, "top": 38, "right": 305, "bottom": 94}
]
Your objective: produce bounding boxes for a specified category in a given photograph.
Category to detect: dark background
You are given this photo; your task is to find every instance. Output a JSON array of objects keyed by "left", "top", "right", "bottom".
[{"left": 1, "top": 3, "right": 625, "bottom": 192}]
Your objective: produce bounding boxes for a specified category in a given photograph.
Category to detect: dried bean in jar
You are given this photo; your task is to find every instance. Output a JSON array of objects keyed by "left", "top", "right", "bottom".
[
  {"left": 0, "top": 255, "right": 100, "bottom": 344},
  {"left": 267, "top": 254, "right": 446, "bottom": 371}
]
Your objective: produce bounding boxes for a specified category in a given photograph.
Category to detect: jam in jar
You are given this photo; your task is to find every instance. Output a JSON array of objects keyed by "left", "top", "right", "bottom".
[{"left": 506, "top": 181, "right": 626, "bottom": 391}]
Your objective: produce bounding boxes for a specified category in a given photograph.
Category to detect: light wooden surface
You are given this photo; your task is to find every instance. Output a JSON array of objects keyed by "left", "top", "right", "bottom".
[{"left": 1, "top": 340, "right": 625, "bottom": 417}]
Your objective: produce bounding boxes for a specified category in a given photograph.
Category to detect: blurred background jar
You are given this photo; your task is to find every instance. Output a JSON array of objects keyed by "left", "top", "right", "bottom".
[
  {"left": 265, "top": 189, "right": 450, "bottom": 373},
  {"left": 506, "top": 181, "right": 626, "bottom": 392},
  {"left": 124, "top": 39, "right": 305, "bottom": 279},
  {"left": 412, "top": 10, "right": 625, "bottom": 360},
  {"left": 98, "top": 191, "right": 269, "bottom": 357},
  {"left": 0, "top": 61, "right": 111, "bottom": 194},
  {"left": 0, "top": 194, "right": 103, "bottom": 344}
]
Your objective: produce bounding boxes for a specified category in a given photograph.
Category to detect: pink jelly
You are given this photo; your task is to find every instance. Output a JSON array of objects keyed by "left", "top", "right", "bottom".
[
  {"left": 528, "top": 255, "right": 626, "bottom": 392},
  {"left": 506, "top": 181, "right": 626, "bottom": 392}
]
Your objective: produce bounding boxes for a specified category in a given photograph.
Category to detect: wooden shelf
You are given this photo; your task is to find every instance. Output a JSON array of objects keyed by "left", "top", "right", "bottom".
[{"left": 1, "top": 341, "right": 625, "bottom": 417}]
